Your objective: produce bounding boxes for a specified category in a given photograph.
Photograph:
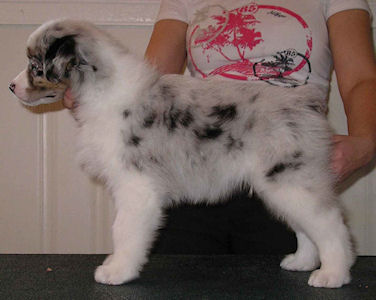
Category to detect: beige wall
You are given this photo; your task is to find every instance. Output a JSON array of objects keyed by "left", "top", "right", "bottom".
[{"left": 1, "top": 1, "right": 376, "bottom": 255}]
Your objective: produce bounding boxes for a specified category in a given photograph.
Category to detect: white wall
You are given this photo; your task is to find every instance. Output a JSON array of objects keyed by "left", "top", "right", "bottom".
[{"left": 0, "top": 0, "right": 375, "bottom": 254}]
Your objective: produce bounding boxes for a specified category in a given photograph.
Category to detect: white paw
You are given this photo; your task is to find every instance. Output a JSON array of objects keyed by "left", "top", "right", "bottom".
[
  {"left": 280, "top": 253, "right": 319, "bottom": 271},
  {"left": 308, "top": 269, "right": 351, "bottom": 288},
  {"left": 94, "top": 263, "right": 139, "bottom": 285}
]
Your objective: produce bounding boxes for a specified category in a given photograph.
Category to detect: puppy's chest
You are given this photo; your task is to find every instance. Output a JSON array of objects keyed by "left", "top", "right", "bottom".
[
  {"left": 76, "top": 114, "right": 127, "bottom": 177},
  {"left": 76, "top": 110, "right": 164, "bottom": 177}
]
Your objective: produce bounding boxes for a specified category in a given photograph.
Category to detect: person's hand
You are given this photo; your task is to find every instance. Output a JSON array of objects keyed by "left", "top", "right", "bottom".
[
  {"left": 331, "top": 134, "right": 375, "bottom": 182},
  {"left": 63, "top": 88, "right": 75, "bottom": 109}
]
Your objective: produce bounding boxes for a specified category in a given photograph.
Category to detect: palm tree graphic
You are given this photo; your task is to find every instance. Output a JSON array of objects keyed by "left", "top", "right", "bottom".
[{"left": 194, "top": 5, "right": 263, "bottom": 62}]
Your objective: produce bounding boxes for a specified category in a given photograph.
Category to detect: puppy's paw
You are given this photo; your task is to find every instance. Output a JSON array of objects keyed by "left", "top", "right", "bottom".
[
  {"left": 280, "top": 253, "right": 319, "bottom": 271},
  {"left": 308, "top": 269, "right": 351, "bottom": 288},
  {"left": 94, "top": 263, "right": 139, "bottom": 285}
]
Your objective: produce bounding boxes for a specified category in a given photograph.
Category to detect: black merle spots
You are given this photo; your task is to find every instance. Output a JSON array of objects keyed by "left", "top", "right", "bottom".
[
  {"left": 160, "top": 84, "right": 176, "bottom": 101},
  {"left": 266, "top": 163, "right": 287, "bottom": 178},
  {"left": 123, "top": 109, "right": 131, "bottom": 119},
  {"left": 266, "top": 161, "right": 304, "bottom": 179},
  {"left": 209, "top": 104, "right": 237, "bottom": 124},
  {"left": 128, "top": 134, "right": 142, "bottom": 146},
  {"left": 194, "top": 126, "right": 223, "bottom": 140},
  {"left": 180, "top": 109, "right": 194, "bottom": 127},
  {"left": 266, "top": 151, "right": 304, "bottom": 179},
  {"left": 162, "top": 106, "right": 194, "bottom": 132},
  {"left": 45, "top": 35, "right": 77, "bottom": 82},
  {"left": 191, "top": 104, "right": 238, "bottom": 141},
  {"left": 143, "top": 111, "right": 157, "bottom": 128},
  {"left": 46, "top": 68, "right": 57, "bottom": 82},
  {"left": 163, "top": 106, "right": 181, "bottom": 132},
  {"left": 45, "top": 35, "right": 76, "bottom": 62},
  {"left": 192, "top": 104, "right": 236, "bottom": 141},
  {"left": 226, "top": 135, "right": 244, "bottom": 152}
]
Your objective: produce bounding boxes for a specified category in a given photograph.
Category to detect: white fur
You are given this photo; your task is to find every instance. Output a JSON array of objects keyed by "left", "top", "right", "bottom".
[{"left": 11, "top": 20, "right": 355, "bottom": 288}]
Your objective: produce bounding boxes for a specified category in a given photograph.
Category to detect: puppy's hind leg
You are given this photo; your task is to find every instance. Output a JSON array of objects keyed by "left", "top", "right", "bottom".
[
  {"left": 95, "top": 173, "right": 163, "bottom": 285},
  {"left": 280, "top": 231, "right": 320, "bottom": 271},
  {"left": 259, "top": 183, "right": 354, "bottom": 288}
]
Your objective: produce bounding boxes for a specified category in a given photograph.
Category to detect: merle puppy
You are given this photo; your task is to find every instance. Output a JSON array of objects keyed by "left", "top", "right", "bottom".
[{"left": 10, "top": 19, "right": 354, "bottom": 288}]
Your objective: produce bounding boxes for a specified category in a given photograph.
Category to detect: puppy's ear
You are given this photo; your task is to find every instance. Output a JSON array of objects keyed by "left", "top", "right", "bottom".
[{"left": 45, "top": 35, "right": 84, "bottom": 82}]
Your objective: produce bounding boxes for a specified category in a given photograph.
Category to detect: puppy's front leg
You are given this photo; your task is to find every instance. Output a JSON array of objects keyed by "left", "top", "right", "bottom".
[{"left": 95, "top": 173, "right": 163, "bottom": 285}]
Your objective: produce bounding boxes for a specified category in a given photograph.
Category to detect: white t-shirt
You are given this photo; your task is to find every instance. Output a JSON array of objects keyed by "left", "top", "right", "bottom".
[{"left": 156, "top": 0, "right": 371, "bottom": 89}]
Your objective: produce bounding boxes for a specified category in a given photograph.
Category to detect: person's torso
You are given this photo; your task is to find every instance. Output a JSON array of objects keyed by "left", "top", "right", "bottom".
[{"left": 185, "top": 0, "right": 330, "bottom": 88}]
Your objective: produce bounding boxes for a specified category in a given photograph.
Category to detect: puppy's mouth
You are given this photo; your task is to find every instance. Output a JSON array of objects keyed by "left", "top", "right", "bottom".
[{"left": 19, "top": 93, "right": 61, "bottom": 107}]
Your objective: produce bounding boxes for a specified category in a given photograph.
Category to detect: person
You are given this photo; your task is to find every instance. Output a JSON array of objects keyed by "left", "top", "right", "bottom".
[{"left": 64, "top": 0, "right": 376, "bottom": 254}]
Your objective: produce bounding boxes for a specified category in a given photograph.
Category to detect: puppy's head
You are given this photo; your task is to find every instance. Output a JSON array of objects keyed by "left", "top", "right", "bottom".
[{"left": 9, "top": 19, "right": 100, "bottom": 106}]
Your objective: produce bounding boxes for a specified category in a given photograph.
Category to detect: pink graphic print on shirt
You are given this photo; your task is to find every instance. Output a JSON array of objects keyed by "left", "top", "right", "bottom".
[{"left": 188, "top": 3, "right": 312, "bottom": 87}]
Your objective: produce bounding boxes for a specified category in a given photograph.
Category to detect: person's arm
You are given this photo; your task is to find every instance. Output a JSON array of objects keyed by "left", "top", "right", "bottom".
[
  {"left": 328, "top": 9, "right": 376, "bottom": 181},
  {"left": 144, "top": 19, "right": 188, "bottom": 74}
]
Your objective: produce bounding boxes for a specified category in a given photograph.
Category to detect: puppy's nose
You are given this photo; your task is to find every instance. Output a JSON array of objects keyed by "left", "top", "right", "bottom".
[{"left": 9, "top": 82, "right": 16, "bottom": 93}]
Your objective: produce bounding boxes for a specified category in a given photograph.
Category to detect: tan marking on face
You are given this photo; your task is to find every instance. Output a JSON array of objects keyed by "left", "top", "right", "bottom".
[{"left": 26, "top": 69, "right": 67, "bottom": 94}]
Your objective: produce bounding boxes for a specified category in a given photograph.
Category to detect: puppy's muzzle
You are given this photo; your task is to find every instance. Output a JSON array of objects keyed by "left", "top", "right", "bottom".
[{"left": 9, "top": 69, "right": 66, "bottom": 106}]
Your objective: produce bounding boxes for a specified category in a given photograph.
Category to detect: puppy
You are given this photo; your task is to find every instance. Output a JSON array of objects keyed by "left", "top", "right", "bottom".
[{"left": 10, "top": 19, "right": 354, "bottom": 288}]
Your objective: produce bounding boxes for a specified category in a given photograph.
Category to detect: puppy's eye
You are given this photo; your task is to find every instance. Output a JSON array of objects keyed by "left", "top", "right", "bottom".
[{"left": 29, "top": 60, "right": 43, "bottom": 77}]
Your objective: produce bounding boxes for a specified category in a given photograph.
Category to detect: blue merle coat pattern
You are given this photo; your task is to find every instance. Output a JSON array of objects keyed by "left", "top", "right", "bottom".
[{"left": 10, "top": 19, "right": 354, "bottom": 288}]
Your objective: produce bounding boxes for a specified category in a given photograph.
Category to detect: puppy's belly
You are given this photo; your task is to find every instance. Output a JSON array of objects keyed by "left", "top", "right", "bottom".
[{"left": 152, "top": 163, "right": 251, "bottom": 204}]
